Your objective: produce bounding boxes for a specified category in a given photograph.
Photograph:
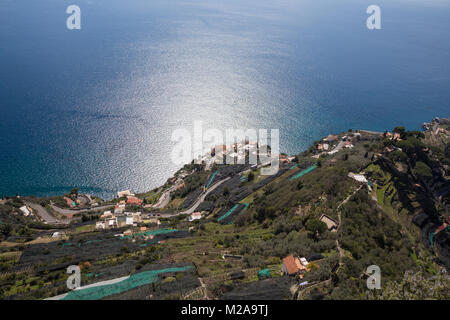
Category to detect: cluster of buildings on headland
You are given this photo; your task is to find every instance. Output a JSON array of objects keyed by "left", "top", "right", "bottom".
[
  {"left": 315, "top": 133, "right": 358, "bottom": 157},
  {"left": 95, "top": 190, "right": 160, "bottom": 230},
  {"left": 95, "top": 189, "right": 205, "bottom": 230},
  {"left": 422, "top": 117, "right": 450, "bottom": 131},
  {"left": 195, "top": 140, "right": 279, "bottom": 170}
]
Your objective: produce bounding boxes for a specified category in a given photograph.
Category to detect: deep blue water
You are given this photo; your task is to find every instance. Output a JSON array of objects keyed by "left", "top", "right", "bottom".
[{"left": 1, "top": 0, "right": 449, "bottom": 199}]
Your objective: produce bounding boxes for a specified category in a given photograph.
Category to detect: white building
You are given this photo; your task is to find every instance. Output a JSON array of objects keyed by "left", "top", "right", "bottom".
[
  {"left": 117, "top": 190, "right": 132, "bottom": 198},
  {"left": 348, "top": 172, "right": 368, "bottom": 183},
  {"left": 114, "top": 204, "right": 125, "bottom": 214},
  {"left": 19, "top": 206, "right": 31, "bottom": 216},
  {"left": 52, "top": 232, "right": 64, "bottom": 238},
  {"left": 125, "top": 212, "right": 142, "bottom": 223},
  {"left": 107, "top": 218, "right": 117, "bottom": 228},
  {"left": 125, "top": 216, "right": 134, "bottom": 226},
  {"left": 101, "top": 210, "right": 113, "bottom": 219},
  {"left": 300, "top": 257, "right": 309, "bottom": 267},
  {"left": 95, "top": 221, "right": 106, "bottom": 230},
  {"left": 188, "top": 212, "right": 202, "bottom": 222}
]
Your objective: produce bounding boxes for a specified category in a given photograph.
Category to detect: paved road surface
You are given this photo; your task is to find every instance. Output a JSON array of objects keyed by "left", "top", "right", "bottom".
[
  {"left": 328, "top": 140, "right": 346, "bottom": 154},
  {"left": 45, "top": 275, "right": 130, "bottom": 300},
  {"left": 50, "top": 204, "right": 115, "bottom": 216},
  {"left": 24, "top": 201, "right": 66, "bottom": 225},
  {"left": 47, "top": 177, "right": 229, "bottom": 220},
  {"left": 160, "top": 177, "right": 231, "bottom": 218},
  {"left": 152, "top": 187, "right": 173, "bottom": 209},
  {"left": 180, "top": 177, "right": 231, "bottom": 215},
  {"left": 358, "top": 130, "right": 384, "bottom": 135}
]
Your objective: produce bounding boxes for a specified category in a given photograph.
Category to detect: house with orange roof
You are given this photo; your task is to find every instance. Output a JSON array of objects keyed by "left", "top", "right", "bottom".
[
  {"left": 175, "top": 182, "right": 185, "bottom": 191},
  {"left": 100, "top": 210, "right": 113, "bottom": 219},
  {"left": 282, "top": 254, "right": 311, "bottom": 276},
  {"left": 282, "top": 255, "right": 299, "bottom": 276},
  {"left": 324, "top": 134, "right": 338, "bottom": 143},
  {"left": 64, "top": 196, "right": 76, "bottom": 208},
  {"left": 127, "top": 196, "right": 143, "bottom": 205}
]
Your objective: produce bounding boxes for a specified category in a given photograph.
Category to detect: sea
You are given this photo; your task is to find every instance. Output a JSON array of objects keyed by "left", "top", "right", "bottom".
[{"left": 1, "top": 0, "right": 449, "bottom": 199}]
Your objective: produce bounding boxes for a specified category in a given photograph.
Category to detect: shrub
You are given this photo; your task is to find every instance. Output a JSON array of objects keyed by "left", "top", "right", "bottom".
[
  {"left": 413, "top": 162, "right": 432, "bottom": 179},
  {"left": 305, "top": 219, "right": 327, "bottom": 235},
  {"left": 388, "top": 150, "right": 407, "bottom": 162}
]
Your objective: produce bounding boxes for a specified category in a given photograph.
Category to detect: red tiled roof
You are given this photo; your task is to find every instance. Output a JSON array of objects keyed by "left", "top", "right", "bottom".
[
  {"left": 283, "top": 255, "right": 299, "bottom": 275},
  {"left": 127, "top": 196, "right": 143, "bottom": 205},
  {"left": 325, "top": 134, "right": 338, "bottom": 141},
  {"left": 175, "top": 183, "right": 185, "bottom": 190},
  {"left": 64, "top": 196, "right": 74, "bottom": 207}
]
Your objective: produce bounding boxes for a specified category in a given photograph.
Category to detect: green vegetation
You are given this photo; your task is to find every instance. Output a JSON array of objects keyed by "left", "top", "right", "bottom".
[
  {"left": 413, "top": 162, "right": 432, "bottom": 179},
  {"left": 1, "top": 120, "right": 448, "bottom": 300}
]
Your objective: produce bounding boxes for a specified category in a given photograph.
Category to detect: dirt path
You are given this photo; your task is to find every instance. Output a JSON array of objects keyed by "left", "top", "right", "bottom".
[
  {"left": 297, "top": 279, "right": 331, "bottom": 300},
  {"left": 199, "top": 277, "right": 208, "bottom": 299},
  {"left": 335, "top": 185, "right": 362, "bottom": 266},
  {"left": 296, "top": 185, "right": 363, "bottom": 300}
]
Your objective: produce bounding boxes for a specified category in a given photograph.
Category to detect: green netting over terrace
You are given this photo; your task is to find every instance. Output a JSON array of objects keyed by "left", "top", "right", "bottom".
[
  {"left": 217, "top": 204, "right": 239, "bottom": 222},
  {"left": 120, "top": 228, "right": 178, "bottom": 239},
  {"left": 258, "top": 269, "right": 272, "bottom": 279},
  {"left": 289, "top": 164, "right": 317, "bottom": 181},
  {"left": 227, "top": 203, "right": 249, "bottom": 224},
  {"left": 206, "top": 170, "right": 218, "bottom": 189},
  {"left": 139, "top": 240, "right": 159, "bottom": 247},
  {"left": 61, "top": 239, "right": 103, "bottom": 248},
  {"left": 62, "top": 265, "right": 194, "bottom": 300}
]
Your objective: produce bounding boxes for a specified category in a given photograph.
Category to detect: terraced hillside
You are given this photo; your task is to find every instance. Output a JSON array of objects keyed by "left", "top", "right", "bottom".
[{"left": 0, "top": 119, "right": 449, "bottom": 300}]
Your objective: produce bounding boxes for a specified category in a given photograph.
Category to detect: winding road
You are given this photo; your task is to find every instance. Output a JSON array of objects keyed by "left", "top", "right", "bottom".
[
  {"left": 152, "top": 187, "right": 173, "bottom": 209},
  {"left": 161, "top": 177, "right": 231, "bottom": 218},
  {"left": 50, "top": 203, "right": 114, "bottom": 216},
  {"left": 25, "top": 200, "right": 115, "bottom": 225},
  {"left": 24, "top": 201, "right": 67, "bottom": 225},
  {"left": 43, "top": 176, "right": 231, "bottom": 221}
]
